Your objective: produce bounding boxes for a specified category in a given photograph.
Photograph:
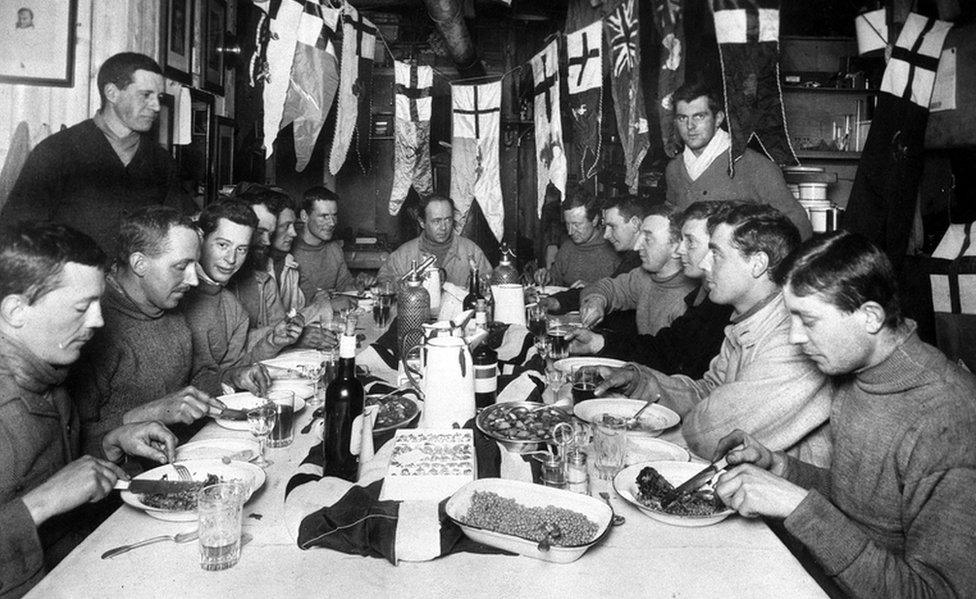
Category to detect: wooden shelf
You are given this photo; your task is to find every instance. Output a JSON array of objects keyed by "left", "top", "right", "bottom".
[{"left": 796, "top": 150, "right": 861, "bottom": 160}]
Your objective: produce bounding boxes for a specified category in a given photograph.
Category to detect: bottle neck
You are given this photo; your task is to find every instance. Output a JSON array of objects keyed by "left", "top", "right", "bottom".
[{"left": 338, "top": 356, "right": 357, "bottom": 378}]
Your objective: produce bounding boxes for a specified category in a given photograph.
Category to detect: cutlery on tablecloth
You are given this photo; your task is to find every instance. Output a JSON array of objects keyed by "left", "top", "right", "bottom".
[
  {"left": 101, "top": 529, "right": 198, "bottom": 559},
  {"left": 659, "top": 456, "right": 729, "bottom": 508},
  {"left": 598, "top": 492, "right": 626, "bottom": 526}
]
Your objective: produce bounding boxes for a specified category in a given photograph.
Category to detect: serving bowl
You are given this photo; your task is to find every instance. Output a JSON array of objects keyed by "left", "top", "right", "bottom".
[
  {"left": 445, "top": 478, "right": 612, "bottom": 563},
  {"left": 612, "top": 461, "right": 734, "bottom": 527},
  {"left": 574, "top": 398, "right": 680, "bottom": 437},
  {"left": 475, "top": 401, "right": 573, "bottom": 452}
]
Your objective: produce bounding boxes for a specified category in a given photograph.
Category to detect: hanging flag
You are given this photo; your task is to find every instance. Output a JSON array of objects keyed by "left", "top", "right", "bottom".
[
  {"left": 652, "top": 0, "right": 685, "bottom": 157},
  {"left": 328, "top": 6, "right": 377, "bottom": 175},
  {"left": 606, "top": 0, "right": 650, "bottom": 193},
  {"left": 353, "top": 36, "right": 377, "bottom": 174},
  {"left": 566, "top": 20, "right": 603, "bottom": 181},
  {"left": 712, "top": 0, "right": 798, "bottom": 174},
  {"left": 845, "top": 13, "right": 952, "bottom": 266},
  {"left": 529, "top": 41, "right": 567, "bottom": 217},
  {"left": 450, "top": 80, "right": 504, "bottom": 241},
  {"left": 259, "top": 0, "right": 303, "bottom": 159},
  {"left": 280, "top": 0, "right": 340, "bottom": 172},
  {"left": 389, "top": 61, "right": 434, "bottom": 216}
]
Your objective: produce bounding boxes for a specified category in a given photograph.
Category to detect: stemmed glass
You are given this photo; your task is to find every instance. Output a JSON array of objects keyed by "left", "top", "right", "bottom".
[{"left": 246, "top": 401, "right": 276, "bottom": 468}]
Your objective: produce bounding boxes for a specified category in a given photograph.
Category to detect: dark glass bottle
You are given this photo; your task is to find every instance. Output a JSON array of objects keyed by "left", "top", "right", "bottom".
[
  {"left": 472, "top": 300, "right": 497, "bottom": 409},
  {"left": 463, "top": 267, "right": 483, "bottom": 312},
  {"left": 323, "top": 318, "right": 364, "bottom": 481}
]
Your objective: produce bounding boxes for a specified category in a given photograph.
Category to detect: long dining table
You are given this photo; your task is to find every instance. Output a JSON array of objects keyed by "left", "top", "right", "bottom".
[{"left": 26, "top": 320, "right": 830, "bottom": 599}]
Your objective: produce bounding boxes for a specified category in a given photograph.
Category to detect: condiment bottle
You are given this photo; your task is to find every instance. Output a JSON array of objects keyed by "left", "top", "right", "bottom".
[
  {"left": 472, "top": 299, "right": 497, "bottom": 409},
  {"left": 565, "top": 447, "right": 589, "bottom": 495}
]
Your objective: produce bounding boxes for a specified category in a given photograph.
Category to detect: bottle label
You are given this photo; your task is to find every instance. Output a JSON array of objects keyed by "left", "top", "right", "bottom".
[
  {"left": 339, "top": 334, "right": 356, "bottom": 359},
  {"left": 474, "top": 363, "right": 497, "bottom": 392}
]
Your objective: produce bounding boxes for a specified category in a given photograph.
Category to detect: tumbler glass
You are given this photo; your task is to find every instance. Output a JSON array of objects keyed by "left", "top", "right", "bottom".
[{"left": 197, "top": 482, "right": 247, "bottom": 571}]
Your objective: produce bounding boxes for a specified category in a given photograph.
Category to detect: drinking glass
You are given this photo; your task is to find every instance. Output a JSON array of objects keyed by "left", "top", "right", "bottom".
[
  {"left": 571, "top": 366, "right": 600, "bottom": 403},
  {"left": 197, "top": 482, "right": 247, "bottom": 571},
  {"left": 373, "top": 291, "right": 394, "bottom": 328},
  {"left": 546, "top": 318, "right": 570, "bottom": 360},
  {"left": 246, "top": 401, "right": 276, "bottom": 467},
  {"left": 312, "top": 349, "right": 337, "bottom": 407},
  {"left": 592, "top": 418, "right": 628, "bottom": 480},
  {"left": 526, "top": 303, "right": 547, "bottom": 342},
  {"left": 266, "top": 390, "right": 295, "bottom": 448}
]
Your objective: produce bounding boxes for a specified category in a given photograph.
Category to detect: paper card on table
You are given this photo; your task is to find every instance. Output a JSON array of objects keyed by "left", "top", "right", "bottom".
[{"left": 379, "top": 429, "right": 476, "bottom": 501}]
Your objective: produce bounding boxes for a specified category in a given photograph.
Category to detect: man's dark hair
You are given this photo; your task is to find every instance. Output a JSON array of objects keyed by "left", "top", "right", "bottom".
[
  {"left": 644, "top": 203, "right": 681, "bottom": 244},
  {"left": 561, "top": 185, "right": 600, "bottom": 221},
  {"left": 418, "top": 195, "right": 456, "bottom": 220},
  {"left": 0, "top": 223, "right": 107, "bottom": 305},
  {"left": 196, "top": 199, "right": 258, "bottom": 239},
  {"left": 302, "top": 186, "right": 340, "bottom": 215},
  {"left": 97, "top": 52, "right": 162, "bottom": 107},
  {"left": 234, "top": 183, "right": 290, "bottom": 216},
  {"left": 672, "top": 78, "right": 724, "bottom": 114},
  {"left": 602, "top": 195, "right": 649, "bottom": 223},
  {"left": 676, "top": 201, "right": 735, "bottom": 229},
  {"left": 117, "top": 206, "right": 196, "bottom": 267},
  {"left": 775, "top": 231, "right": 903, "bottom": 329},
  {"left": 708, "top": 203, "right": 799, "bottom": 274}
]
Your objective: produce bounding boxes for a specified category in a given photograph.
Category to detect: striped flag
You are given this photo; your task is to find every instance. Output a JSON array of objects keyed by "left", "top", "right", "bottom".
[{"left": 328, "top": 6, "right": 377, "bottom": 175}]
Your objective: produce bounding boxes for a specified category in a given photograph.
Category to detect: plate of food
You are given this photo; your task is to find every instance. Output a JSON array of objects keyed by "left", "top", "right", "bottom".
[
  {"left": 260, "top": 350, "right": 327, "bottom": 380},
  {"left": 574, "top": 398, "right": 679, "bottom": 436},
  {"left": 612, "top": 461, "right": 734, "bottom": 527},
  {"left": 120, "top": 459, "right": 266, "bottom": 522},
  {"left": 268, "top": 379, "right": 315, "bottom": 401},
  {"left": 364, "top": 393, "right": 421, "bottom": 434},
  {"left": 214, "top": 392, "right": 306, "bottom": 431},
  {"left": 476, "top": 402, "right": 573, "bottom": 450},
  {"left": 174, "top": 438, "right": 259, "bottom": 462},
  {"left": 553, "top": 357, "right": 626, "bottom": 375}
]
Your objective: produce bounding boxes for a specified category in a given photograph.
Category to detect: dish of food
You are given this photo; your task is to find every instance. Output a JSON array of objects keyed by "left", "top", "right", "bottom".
[
  {"left": 175, "top": 438, "right": 259, "bottom": 462},
  {"left": 214, "top": 392, "right": 306, "bottom": 431},
  {"left": 120, "top": 459, "right": 266, "bottom": 522},
  {"left": 612, "top": 461, "right": 734, "bottom": 527},
  {"left": 625, "top": 437, "right": 690, "bottom": 465},
  {"left": 261, "top": 350, "right": 328, "bottom": 380},
  {"left": 141, "top": 474, "right": 220, "bottom": 511},
  {"left": 459, "top": 490, "right": 599, "bottom": 547},
  {"left": 269, "top": 379, "right": 315, "bottom": 401},
  {"left": 573, "top": 398, "right": 680, "bottom": 436},
  {"left": 552, "top": 357, "right": 626, "bottom": 375},
  {"left": 365, "top": 393, "right": 421, "bottom": 433},
  {"left": 475, "top": 402, "right": 573, "bottom": 446}
]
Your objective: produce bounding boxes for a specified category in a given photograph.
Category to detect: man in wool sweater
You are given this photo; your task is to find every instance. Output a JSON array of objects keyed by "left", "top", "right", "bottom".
[
  {"left": 596, "top": 204, "right": 832, "bottom": 464},
  {"left": 715, "top": 231, "right": 976, "bottom": 599},
  {"left": 534, "top": 190, "right": 619, "bottom": 288}
]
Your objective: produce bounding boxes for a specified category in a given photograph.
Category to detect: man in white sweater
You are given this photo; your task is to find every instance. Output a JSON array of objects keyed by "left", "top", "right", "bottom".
[{"left": 596, "top": 204, "right": 832, "bottom": 464}]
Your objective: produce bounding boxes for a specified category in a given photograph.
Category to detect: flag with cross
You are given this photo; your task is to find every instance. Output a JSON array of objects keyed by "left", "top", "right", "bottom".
[
  {"left": 606, "top": 0, "right": 650, "bottom": 193},
  {"left": 566, "top": 20, "right": 603, "bottom": 182},
  {"left": 450, "top": 80, "right": 504, "bottom": 241},
  {"left": 389, "top": 60, "right": 434, "bottom": 216},
  {"left": 651, "top": 0, "right": 686, "bottom": 158},
  {"left": 530, "top": 40, "right": 566, "bottom": 218},
  {"left": 328, "top": 5, "right": 377, "bottom": 176},
  {"left": 711, "top": 0, "right": 797, "bottom": 175},
  {"left": 280, "top": 0, "right": 340, "bottom": 172},
  {"left": 845, "top": 13, "right": 952, "bottom": 266},
  {"left": 259, "top": 0, "right": 303, "bottom": 159}
]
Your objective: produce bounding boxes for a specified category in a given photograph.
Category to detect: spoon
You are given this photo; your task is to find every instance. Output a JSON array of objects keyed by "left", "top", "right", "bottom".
[
  {"left": 625, "top": 395, "right": 661, "bottom": 430},
  {"left": 599, "top": 492, "right": 626, "bottom": 526}
]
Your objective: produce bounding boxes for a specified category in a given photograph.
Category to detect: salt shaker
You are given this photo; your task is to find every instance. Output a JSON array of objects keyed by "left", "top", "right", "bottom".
[{"left": 565, "top": 448, "right": 589, "bottom": 495}]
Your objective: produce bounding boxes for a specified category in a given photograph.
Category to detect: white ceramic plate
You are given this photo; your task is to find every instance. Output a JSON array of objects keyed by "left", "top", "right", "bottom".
[
  {"left": 214, "top": 392, "right": 306, "bottom": 431},
  {"left": 612, "top": 461, "right": 734, "bottom": 527},
  {"left": 553, "top": 357, "right": 626, "bottom": 374},
  {"left": 625, "top": 437, "right": 690, "bottom": 465},
  {"left": 269, "top": 379, "right": 315, "bottom": 400},
  {"left": 261, "top": 350, "right": 326, "bottom": 379},
  {"left": 445, "top": 478, "right": 612, "bottom": 563},
  {"left": 536, "top": 285, "right": 568, "bottom": 295},
  {"left": 573, "top": 398, "right": 680, "bottom": 436},
  {"left": 175, "top": 438, "right": 259, "bottom": 462},
  {"left": 120, "top": 459, "right": 266, "bottom": 522}
]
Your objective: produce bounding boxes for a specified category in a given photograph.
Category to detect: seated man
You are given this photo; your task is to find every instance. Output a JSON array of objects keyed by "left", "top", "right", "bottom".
[
  {"left": 665, "top": 78, "right": 812, "bottom": 240},
  {"left": 68, "top": 206, "right": 225, "bottom": 455},
  {"left": 714, "top": 231, "right": 976, "bottom": 598},
  {"left": 569, "top": 201, "right": 734, "bottom": 379},
  {"left": 377, "top": 195, "right": 491, "bottom": 287},
  {"left": 535, "top": 189, "right": 619, "bottom": 288},
  {"left": 267, "top": 190, "right": 304, "bottom": 314},
  {"left": 292, "top": 186, "right": 355, "bottom": 301},
  {"left": 578, "top": 205, "right": 697, "bottom": 336},
  {"left": 182, "top": 200, "right": 297, "bottom": 396},
  {"left": 596, "top": 204, "right": 831, "bottom": 464},
  {"left": 0, "top": 223, "right": 178, "bottom": 597}
]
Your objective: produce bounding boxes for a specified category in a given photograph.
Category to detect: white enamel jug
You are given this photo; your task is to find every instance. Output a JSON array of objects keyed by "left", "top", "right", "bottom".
[{"left": 420, "top": 336, "right": 475, "bottom": 429}]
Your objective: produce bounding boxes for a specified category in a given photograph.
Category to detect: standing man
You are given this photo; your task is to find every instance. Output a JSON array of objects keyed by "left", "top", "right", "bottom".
[
  {"left": 535, "top": 191, "right": 620, "bottom": 288},
  {"left": 665, "top": 79, "right": 812, "bottom": 240},
  {"left": 714, "top": 231, "right": 976, "bottom": 598},
  {"left": 2, "top": 53, "right": 191, "bottom": 251},
  {"left": 292, "top": 186, "right": 355, "bottom": 301},
  {"left": 579, "top": 206, "right": 696, "bottom": 336},
  {"left": 596, "top": 204, "right": 831, "bottom": 463},
  {"left": 0, "top": 223, "right": 178, "bottom": 598},
  {"left": 378, "top": 195, "right": 491, "bottom": 287},
  {"left": 68, "top": 207, "right": 225, "bottom": 455}
]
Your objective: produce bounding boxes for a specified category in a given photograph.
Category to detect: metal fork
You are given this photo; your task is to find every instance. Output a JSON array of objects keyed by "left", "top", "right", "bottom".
[
  {"left": 173, "top": 463, "right": 192, "bottom": 482},
  {"left": 101, "top": 529, "right": 198, "bottom": 559}
]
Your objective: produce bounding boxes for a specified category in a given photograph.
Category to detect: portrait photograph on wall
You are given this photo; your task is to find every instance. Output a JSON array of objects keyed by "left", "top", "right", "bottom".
[
  {"left": 202, "top": 0, "right": 226, "bottom": 95},
  {"left": 0, "top": 0, "right": 77, "bottom": 86},
  {"left": 161, "top": 0, "right": 194, "bottom": 84}
]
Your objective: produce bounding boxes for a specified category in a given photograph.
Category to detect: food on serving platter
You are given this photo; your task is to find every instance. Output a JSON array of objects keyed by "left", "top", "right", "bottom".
[
  {"left": 481, "top": 404, "right": 572, "bottom": 442},
  {"left": 460, "top": 491, "right": 599, "bottom": 547},
  {"left": 635, "top": 466, "right": 725, "bottom": 516},
  {"left": 140, "top": 474, "right": 221, "bottom": 511},
  {"left": 365, "top": 394, "right": 419, "bottom": 430}
]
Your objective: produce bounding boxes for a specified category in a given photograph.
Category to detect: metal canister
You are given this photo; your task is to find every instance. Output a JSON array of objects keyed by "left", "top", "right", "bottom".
[
  {"left": 490, "top": 243, "right": 520, "bottom": 285},
  {"left": 397, "top": 263, "right": 430, "bottom": 359},
  {"left": 565, "top": 448, "right": 589, "bottom": 495}
]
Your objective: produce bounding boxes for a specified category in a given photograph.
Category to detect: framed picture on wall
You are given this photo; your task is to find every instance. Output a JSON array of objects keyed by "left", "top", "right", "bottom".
[
  {"left": 161, "top": 0, "right": 193, "bottom": 85},
  {"left": 150, "top": 92, "right": 176, "bottom": 156},
  {"left": 202, "top": 0, "right": 226, "bottom": 95},
  {"left": 216, "top": 116, "right": 235, "bottom": 189},
  {"left": 179, "top": 88, "right": 217, "bottom": 206},
  {"left": 0, "top": 0, "right": 77, "bottom": 87}
]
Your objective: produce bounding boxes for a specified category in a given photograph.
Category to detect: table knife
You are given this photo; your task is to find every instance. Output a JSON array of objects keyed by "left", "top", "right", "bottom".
[{"left": 659, "top": 456, "right": 728, "bottom": 508}]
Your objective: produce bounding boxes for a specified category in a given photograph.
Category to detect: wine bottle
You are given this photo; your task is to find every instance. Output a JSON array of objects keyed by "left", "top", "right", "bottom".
[
  {"left": 462, "top": 266, "right": 482, "bottom": 312},
  {"left": 472, "top": 300, "right": 497, "bottom": 409},
  {"left": 323, "top": 317, "right": 365, "bottom": 481}
]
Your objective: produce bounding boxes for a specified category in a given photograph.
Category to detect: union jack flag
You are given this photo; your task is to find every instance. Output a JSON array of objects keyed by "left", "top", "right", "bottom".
[{"left": 607, "top": 0, "right": 638, "bottom": 77}]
